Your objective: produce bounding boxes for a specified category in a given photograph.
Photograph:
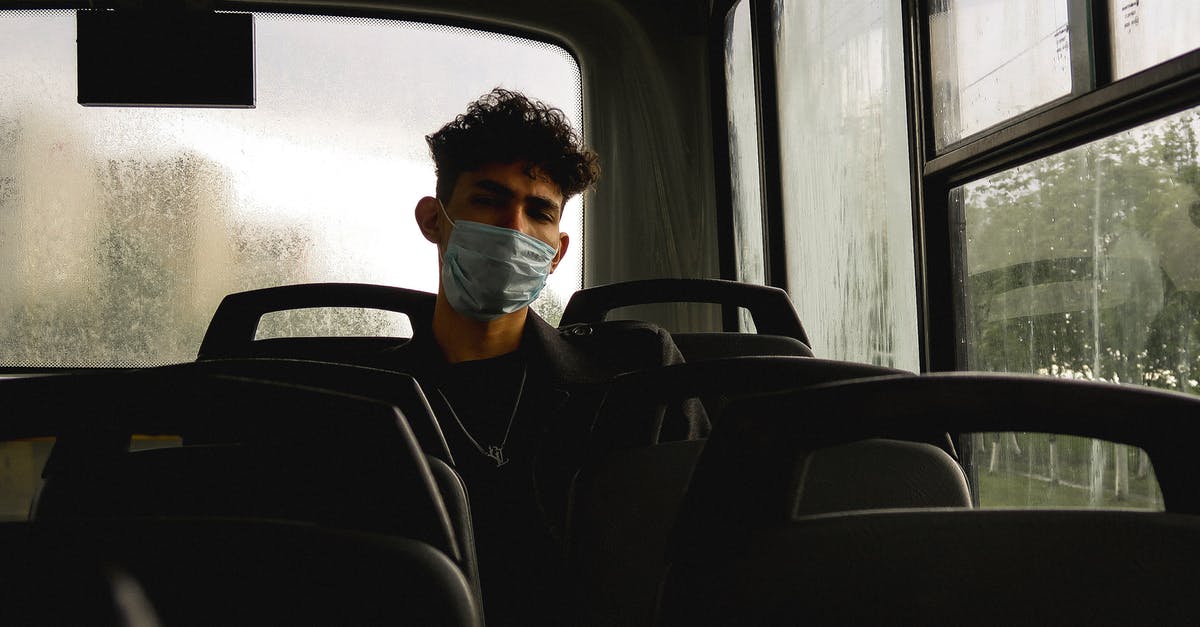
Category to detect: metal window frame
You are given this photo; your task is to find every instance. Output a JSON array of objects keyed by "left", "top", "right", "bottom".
[
  {"left": 910, "top": 0, "right": 1200, "bottom": 373},
  {"left": 909, "top": 0, "right": 1200, "bottom": 500},
  {"left": 748, "top": 0, "right": 789, "bottom": 293},
  {"left": 711, "top": 0, "right": 747, "bottom": 331},
  {"left": 710, "top": 0, "right": 787, "bottom": 330}
]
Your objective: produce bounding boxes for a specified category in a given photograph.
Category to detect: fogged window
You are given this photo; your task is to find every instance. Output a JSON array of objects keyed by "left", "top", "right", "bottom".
[
  {"left": 725, "top": 0, "right": 766, "bottom": 334},
  {"left": 773, "top": 0, "right": 919, "bottom": 369},
  {"left": 256, "top": 308, "right": 412, "bottom": 339},
  {"left": 0, "top": 11, "right": 582, "bottom": 367},
  {"left": 1110, "top": 0, "right": 1200, "bottom": 79},
  {"left": 928, "top": 0, "right": 1071, "bottom": 149},
  {"left": 958, "top": 107, "right": 1200, "bottom": 508}
]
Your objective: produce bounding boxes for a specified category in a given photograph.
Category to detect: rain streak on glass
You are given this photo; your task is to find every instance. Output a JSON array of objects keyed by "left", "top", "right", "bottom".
[
  {"left": 773, "top": 0, "right": 919, "bottom": 369},
  {"left": 957, "top": 106, "right": 1200, "bottom": 509},
  {"left": 928, "top": 0, "right": 1071, "bottom": 150}
]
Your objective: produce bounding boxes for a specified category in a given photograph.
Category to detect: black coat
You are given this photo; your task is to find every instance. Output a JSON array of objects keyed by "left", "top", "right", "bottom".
[
  {"left": 372, "top": 311, "right": 707, "bottom": 626},
  {"left": 373, "top": 310, "right": 708, "bottom": 539}
]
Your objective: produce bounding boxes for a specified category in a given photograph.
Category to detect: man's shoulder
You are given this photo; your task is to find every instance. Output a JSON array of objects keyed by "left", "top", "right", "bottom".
[
  {"left": 553, "top": 320, "right": 681, "bottom": 374},
  {"left": 557, "top": 319, "right": 671, "bottom": 343}
]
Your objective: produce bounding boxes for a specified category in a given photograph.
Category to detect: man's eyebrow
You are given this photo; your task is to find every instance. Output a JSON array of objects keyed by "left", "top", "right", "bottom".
[
  {"left": 473, "top": 179, "right": 516, "bottom": 197},
  {"left": 526, "top": 195, "right": 561, "bottom": 214},
  {"left": 474, "top": 179, "right": 562, "bottom": 212}
]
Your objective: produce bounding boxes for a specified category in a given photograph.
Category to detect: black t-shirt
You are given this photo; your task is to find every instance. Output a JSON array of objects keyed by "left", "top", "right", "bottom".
[
  {"left": 368, "top": 314, "right": 707, "bottom": 625},
  {"left": 424, "top": 350, "right": 573, "bottom": 626},
  {"left": 430, "top": 351, "right": 527, "bottom": 467}
]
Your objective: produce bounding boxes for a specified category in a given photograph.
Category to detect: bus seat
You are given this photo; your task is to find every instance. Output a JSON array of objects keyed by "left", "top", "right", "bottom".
[
  {"left": 565, "top": 357, "right": 913, "bottom": 627},
  {"left": 559, "top": 279, "right": 813, "bottom": 359},
  {"left": 659, "top": 509, "right": 1200, "bottom": 626},
  {"left": 150, "top": 361, "right": 481, "bottom": 599},
  {"left": 0, "top": 519, "right": 482, "bottom": 626},
  {"left": 669, "top": 331, "right": 813, "bottom": 361},
  {"left": 8, "top": 370, "right": 462, "bottom": 565},
  {"left": 566, "top": 439, "right": 704, "bottom": 627},
  {"left": 590, "top": 356, "right": 910, "bottom": 448},
  {"left": 197, "top": 282, "right": 436, "bottom": 363},
  {"left": 658, "top": 373, "right": 1200, "bottom": 626},
  {"left": 155, "top": 358, "right": 455, "bottom": 463},
  {"left": 789, "top": 438, "right": 970, "bottom": 516},
  {"left": 428, "top": 455, "right": 483, "bottom": 614}
]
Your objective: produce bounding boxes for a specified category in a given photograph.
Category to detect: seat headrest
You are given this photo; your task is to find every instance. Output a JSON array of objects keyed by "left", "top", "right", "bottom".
[{"left": 793, "top": 439, "right": 971, "bottom": 516}]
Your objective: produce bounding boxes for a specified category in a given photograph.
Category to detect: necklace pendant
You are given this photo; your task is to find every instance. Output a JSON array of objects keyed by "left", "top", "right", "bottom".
[{"left": 486, "top": 445, "right": 508, "bottom": 467}]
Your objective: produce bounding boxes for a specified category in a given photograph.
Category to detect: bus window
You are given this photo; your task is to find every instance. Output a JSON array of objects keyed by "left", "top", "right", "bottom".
[
  {"left": 958, "top": 107, "right": 1199, "bottom": 509},
  {"left": 1110, "top": 0, "right": 1200, "bottom": 79},
  {"left": 256, "top": 308, "right": 413, "bottom": 340},
  {"left": 724, "top": 0, "right": 765, "bottom": 332},
  {"left": 919, "top": 0, "right": 1199, "bottom": 510},
  {"left": 929, "top": 0, "right": 1072, "bottom": 150},
  {"left": 0, "top": 11, "right": 582, "bottom": 367},
  {"left": 773, "top": 0, "right": 919, "bottom": 369}
]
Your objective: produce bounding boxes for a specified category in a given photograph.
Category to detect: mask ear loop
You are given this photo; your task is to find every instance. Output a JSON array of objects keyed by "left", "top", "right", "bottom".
[
  {"left": 437, "top": 199, "right": 456, "bottom": 227},
  {"left": 438, "top": 198, "right": 559, "bottom": 258},
  {"left": 434, "top": 199, "right": 456, "bottom": 265}
]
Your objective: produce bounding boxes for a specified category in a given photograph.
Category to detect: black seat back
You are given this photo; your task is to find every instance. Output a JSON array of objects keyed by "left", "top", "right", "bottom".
[
  {"left": 427, "top": 456, "right": 483, "bottom": 613},
  {"left": 560, "top": 279, "right": 813, "bottom": 358},
  {"left": 4, "top": 370, "right": 459, "bottom": 562},
  {"left": 566, "top": 357, "right": 913, "bottom": 627},
  {"left": 591, "top": 356, "right": 909, "bottom": 447},
  {"left": 659, "top": 373, "right": 1200, "bottom": 626},
  {"left": 675, "top": 372, "right": 1200, "bottom": 549},
  {"left": 659, "top": 509, "right": 1200, "bottom": 626},
  {"left": 155, "top": 358, "right": 454, "bottom": 462},
  {"left": 197, "top": 282, "right": 435, "bottom": 362},
  {"left": 0, "top": 519, "right": 481, "bottom": 627}
]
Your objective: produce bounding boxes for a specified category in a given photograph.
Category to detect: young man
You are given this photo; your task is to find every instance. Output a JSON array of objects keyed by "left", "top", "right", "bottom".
[{"left": 380, "top": 89, "right": 706, "bottom": 625}]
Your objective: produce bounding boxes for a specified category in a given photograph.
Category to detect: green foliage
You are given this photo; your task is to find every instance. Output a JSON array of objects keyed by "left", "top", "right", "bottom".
[
  {"left": 963, "top": 111, "right": 1200, "bottom": 507},
  {"left": 963, "top": 110, "right": 1200, "bottom": 395}
]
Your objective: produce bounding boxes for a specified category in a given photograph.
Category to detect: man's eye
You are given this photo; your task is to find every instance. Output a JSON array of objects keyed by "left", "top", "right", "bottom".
[{"left": 473, "top": 196, "right": 502, "bottom": 206}]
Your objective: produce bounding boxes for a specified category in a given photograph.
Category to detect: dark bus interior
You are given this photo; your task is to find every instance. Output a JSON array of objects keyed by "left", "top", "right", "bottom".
[{"left": 1, "top": 0, "right": 1198, "bottom": 625}]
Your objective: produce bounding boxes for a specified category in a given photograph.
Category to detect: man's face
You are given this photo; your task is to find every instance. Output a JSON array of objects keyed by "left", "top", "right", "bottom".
[{"left": 437, "top": 161, "right": 569, "bottom": 271}]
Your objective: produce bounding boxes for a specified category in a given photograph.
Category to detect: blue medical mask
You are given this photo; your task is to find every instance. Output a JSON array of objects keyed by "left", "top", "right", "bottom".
[{"left": 438, "top": 202, "right": 558, "bottom": 321}]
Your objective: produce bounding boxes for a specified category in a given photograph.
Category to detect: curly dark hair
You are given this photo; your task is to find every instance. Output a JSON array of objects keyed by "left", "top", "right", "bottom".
[{"left": 426, "top": 88, "right": 600, "bottom": 204}]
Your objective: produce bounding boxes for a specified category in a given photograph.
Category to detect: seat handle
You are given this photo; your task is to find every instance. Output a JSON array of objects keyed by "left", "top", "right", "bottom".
[
  {"left": 198, "top": 283, "right": 436, "bottom": 359},
  {"left": 560, "top": 278, "right": 808, "bottom": 345}
]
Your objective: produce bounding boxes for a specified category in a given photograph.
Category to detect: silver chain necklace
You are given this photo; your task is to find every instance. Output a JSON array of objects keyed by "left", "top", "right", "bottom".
[{"left": 434, "top": 363, "right": 528, "bottom": 467}]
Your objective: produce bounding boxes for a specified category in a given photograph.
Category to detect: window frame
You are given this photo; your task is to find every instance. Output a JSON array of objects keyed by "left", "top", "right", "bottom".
[
  {"left": 908, "top": 0, "right": 1200, "bottom": 505},
  {"left": 710, "top": 0, "right": 788, "bottom": 296},
  {"left": 715, "top": 0, "right": 1198, "bottom": 369},
  {"left": 909, "top": 0, "right": 1200, "bottom": 373},
  {"left": 713, "top": 0, "right": 1196, "bottom": 506}
]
